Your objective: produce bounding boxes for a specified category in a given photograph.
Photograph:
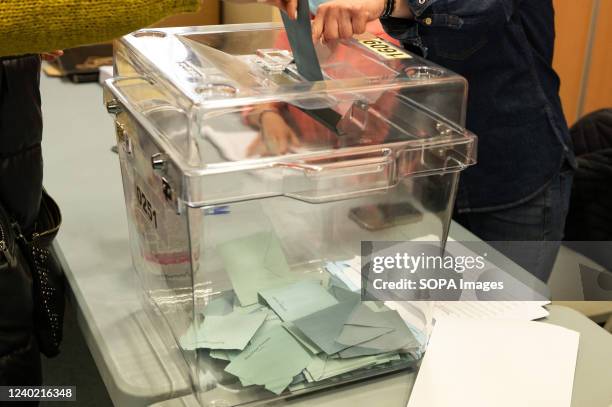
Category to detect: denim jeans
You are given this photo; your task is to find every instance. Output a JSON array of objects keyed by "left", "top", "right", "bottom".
[{"left": 454, "top": 168, "right": 574, "bottom": 282}]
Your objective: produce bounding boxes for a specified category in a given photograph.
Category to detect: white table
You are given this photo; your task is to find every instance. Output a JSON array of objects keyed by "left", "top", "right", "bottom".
[
  {"left": 149, "top": 305, "right": 612, "bottom": 407},
  {"left": 40, "top": 77, "right": 612, "bottom": 407}
]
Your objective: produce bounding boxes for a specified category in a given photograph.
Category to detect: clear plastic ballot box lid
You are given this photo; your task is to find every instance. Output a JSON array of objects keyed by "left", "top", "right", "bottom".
[{"left": 104, "top": 24, "right": 477, "bottom": 406}]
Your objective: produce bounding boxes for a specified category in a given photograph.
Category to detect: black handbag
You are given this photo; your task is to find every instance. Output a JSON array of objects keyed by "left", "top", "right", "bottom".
[
  {"left": 14, "top": 190, "right": 65, "bottom": 358},
  {"left": 0, "top": 198, "right": 44, "bottom": 388}
]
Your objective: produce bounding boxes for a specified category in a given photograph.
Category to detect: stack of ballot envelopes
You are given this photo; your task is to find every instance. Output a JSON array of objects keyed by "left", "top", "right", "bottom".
[{"left": 180, "top": 232, "right": 422, "bottom": 395}]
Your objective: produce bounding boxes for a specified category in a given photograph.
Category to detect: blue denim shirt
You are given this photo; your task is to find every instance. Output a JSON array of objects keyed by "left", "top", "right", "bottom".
[{"left": 382, "top": 0, "right": 576, "bottom": 212}]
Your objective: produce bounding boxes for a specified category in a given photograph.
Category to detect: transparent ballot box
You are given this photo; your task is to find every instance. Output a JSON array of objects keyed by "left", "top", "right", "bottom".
[{"left": 103, "top": 23, "right": 477, "bottom": 406}]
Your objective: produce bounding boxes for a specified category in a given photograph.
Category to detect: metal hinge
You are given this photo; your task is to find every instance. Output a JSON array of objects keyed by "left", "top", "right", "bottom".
[
  {"left": 115, "top": 122, "right": 132, "bottom": 155},
  {"left": 106, "top": 99, "right": 123, "bottom": 115}
]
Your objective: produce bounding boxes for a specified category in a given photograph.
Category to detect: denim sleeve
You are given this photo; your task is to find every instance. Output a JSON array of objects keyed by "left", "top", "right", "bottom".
[{"left": 382, "top": 0, "right": 517, "bottom": 41}]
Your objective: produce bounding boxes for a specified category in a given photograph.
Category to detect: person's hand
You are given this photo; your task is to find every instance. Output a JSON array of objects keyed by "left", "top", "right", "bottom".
[
  {"left": 312, "top": 0, "right": 385, "bottom": 42},
  {"left": 247, "top": 110, "right": 300, "bottom": 156},
  {"left": 41, "top": 50, "right": 63, "bottom": 61},
  {"left": 265, "top": 0, "right": 299, "bottom": 19},
  {"left": 225, "top": 0, "right": 298, "bottom": 19}
]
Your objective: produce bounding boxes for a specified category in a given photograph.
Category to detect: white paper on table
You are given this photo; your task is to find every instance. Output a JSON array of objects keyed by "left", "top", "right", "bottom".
[
  {"left": 407, "top": 318, "right": 580, "bottom": 407},
  {"left": 433, "top": 301, "right": 550, "bottom": 321},
  {"left": 391, "top": 233, "right": 551, "bottom": 322}
]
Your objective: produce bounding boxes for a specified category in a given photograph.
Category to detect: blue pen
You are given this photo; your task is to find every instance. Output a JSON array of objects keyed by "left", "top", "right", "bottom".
[{"left": 204, "top": 205, "right": 230, "bottom": 215}]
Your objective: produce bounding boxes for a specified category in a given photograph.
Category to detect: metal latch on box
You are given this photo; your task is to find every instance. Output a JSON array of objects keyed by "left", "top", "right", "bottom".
[
  {"left": 151, "top": 153, "right": 178, "bottom": 211},
  {"left": 114, "top": 122, "right": 132, "bottom": 155}
]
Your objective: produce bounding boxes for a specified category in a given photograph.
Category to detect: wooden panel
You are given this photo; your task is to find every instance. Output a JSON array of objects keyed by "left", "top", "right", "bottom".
[
  {"left": 552, "top": 0, "right": 594, "bottom": 125},
  {"left": 154, "top": 0, "right": 220, "bottom": 27},
  {"left": 583, "top": 0, "right": 612, "bottom": 116}
]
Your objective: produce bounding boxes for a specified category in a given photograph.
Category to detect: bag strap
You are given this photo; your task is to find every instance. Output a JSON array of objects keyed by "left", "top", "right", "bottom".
[{"left": 14, "top": 189, "right": 62, "bottom": 249}]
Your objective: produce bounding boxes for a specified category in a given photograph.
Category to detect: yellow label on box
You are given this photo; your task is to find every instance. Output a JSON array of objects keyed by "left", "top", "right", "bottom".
[{"left": 359, "top": 38, "right": 412, "bottom": 59}]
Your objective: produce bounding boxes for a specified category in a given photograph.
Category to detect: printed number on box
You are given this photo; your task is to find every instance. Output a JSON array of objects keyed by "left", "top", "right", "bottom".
[{"left": 359, "top": 39, "right": 412, "bottom": 60}]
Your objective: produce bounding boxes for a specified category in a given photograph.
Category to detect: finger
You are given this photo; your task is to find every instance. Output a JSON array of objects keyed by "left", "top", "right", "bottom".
[
  {"left": 247, "top": 138, "right": 263, "bottom": 157},
  {"left": 324, "top": 8, "right": 340, "bottom": 41},
  {"left": 352, "top": 13, "right": 368, "bottom": 35},
  {"left": 276, "top": 131, "right": 289, "bottom": 153},
  {"left": 338, "top": 9, "right": 353, "bottom": 39},
  {"left": 267, "top": 0, "right": 297, "bottom": 19},
  {"left": 285, "top": 0, "right": 298, "bottom": 19},
  {"left": 264, "top": 137, "right": 279, "bottom": 155},
  {"left": 324, "top": 38, "right": 340, "bottom": 53},
  {"left": 312, "top": 7, "right": 327, "bottom": 42},
  {"left": 288, "top": 129, "right": 301, "bottom": 147}
]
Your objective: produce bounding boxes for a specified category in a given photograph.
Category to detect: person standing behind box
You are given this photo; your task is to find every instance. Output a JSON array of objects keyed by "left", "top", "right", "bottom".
[{"left": 309, "top": 0, "right": 575, "bottom": 283}]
